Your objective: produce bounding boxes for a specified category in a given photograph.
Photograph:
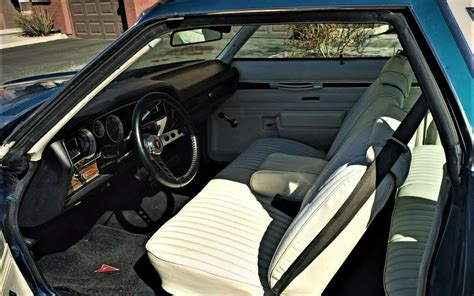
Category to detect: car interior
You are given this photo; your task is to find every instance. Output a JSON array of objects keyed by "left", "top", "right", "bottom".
[{"left": 17, "top": 22, "right": 451, "bottom": 295}]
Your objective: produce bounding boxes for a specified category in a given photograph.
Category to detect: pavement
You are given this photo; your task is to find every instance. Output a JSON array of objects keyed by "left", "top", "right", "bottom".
[
  {"left": 0, "top": 38, "right": 112, "bottom": 83},
  {"left": 0, "top": 33, "right": 69, "bottom": 50}
]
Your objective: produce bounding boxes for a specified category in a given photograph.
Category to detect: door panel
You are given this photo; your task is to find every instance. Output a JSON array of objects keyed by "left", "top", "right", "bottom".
[
  {"left": 208, "top": 59, "right": 389, "bottom": 162},
  {"left": 277, "top": 110, "right": 346, "bottom": 148},
  {"left": 0, "top": 232, "right": 33, "bottom": 296}
]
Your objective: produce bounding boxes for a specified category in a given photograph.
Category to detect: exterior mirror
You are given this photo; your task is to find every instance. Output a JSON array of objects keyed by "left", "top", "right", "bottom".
[{"left": 170, "top": 28, "right": 223, "bottom": 46}]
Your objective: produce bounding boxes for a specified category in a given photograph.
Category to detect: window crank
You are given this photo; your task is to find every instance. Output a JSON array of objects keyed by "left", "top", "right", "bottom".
[{"left": 218, "top": 112, "right": 238, "bottom": 128}]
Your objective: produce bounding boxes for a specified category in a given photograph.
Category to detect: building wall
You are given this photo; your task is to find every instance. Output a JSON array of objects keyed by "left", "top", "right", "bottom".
[
  {"left": 50, "top": 0, "right": 74, "bottom": 35},
  {"left": 0, "top": 0, "right": 20, "bottom": 30},
  {"left": 34, "top": 0, "right": 74, "bottom": 35},
  {"left": 123, "top": 0, "right": 156, "bottom": 27}
]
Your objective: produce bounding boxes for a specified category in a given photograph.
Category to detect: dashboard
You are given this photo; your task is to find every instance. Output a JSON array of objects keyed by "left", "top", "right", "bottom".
[
  {"left": 64, "top": 101, "right": 170, "bottom": 205},
  {"left": 65, "top": 104, "right": 134, "bottom": 200},
  {"left": 19, "top": 60, "right": 239, "bottom": 228}
]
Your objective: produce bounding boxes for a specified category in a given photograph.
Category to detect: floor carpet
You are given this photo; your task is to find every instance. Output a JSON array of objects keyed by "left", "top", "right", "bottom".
[
  {"left": 37, "top": 225, "right": 167, "bottom": 295},
  {"left": 103, "top": 191, "right": 191, "bottom": 234}
]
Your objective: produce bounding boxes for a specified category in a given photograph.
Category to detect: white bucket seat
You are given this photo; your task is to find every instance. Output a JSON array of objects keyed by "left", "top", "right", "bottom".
[
  {"left": 146, "top": 54, "right": 416, "bottom": 295},
  {"left": 216, "top": 54, "right": 414, "bottom": 185},
  {"left": 146, "top": 112, "right": 412, "bottom": 295}
]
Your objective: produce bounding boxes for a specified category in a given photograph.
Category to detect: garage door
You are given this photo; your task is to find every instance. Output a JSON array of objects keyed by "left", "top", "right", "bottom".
[{"left": 69, "top": 0, "right": 125, "bottom": 39}]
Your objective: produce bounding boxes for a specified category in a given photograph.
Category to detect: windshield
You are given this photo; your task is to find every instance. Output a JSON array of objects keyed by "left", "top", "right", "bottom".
[
  {"left": 0, "top": 27, "right": 240, "bottom": 126},
  {"left": 127, "top": 27, "right": 240, "bottom": 71}
]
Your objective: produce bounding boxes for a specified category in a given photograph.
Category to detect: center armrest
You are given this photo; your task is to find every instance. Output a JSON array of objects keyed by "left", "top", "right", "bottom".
[{"left": 250, "top": 153, "right": 328, "bottom": 201}]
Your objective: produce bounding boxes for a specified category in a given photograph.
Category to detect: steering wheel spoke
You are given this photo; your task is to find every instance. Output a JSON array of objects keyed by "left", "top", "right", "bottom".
[
  {"left": 151, "top": 156, "right": 177, "bottom": 181},
  {"left": 159, "top": 129, "right": 185, "bottom": 147},
  {"left": 155, "top": 116, "right": 168, "bottom": 136}
]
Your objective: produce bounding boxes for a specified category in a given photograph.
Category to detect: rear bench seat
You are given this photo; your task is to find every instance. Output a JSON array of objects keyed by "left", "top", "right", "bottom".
[{"left": 384, "top": 121, "right": 446, "bottom": 296}]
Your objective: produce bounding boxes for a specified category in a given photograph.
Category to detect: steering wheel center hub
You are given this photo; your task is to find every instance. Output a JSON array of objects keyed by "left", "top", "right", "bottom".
[{"left": 146, "top": 135, "right": 163, "bottom": 155}]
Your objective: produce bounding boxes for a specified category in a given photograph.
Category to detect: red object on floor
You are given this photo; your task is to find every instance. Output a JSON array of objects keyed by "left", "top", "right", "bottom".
[{"left": 94, "top": 264, "right": 120, "bottom": 273}]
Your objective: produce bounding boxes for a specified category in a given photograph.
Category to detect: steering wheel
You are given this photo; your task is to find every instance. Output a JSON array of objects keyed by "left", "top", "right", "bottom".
[{"left": 132, "top": 92, "right": 199, "bottom": 188}]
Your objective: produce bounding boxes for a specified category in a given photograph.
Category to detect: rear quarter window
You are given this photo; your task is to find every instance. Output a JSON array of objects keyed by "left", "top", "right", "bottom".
[{"left": 235, "top": 24, "right": 403, "bottom": 59}]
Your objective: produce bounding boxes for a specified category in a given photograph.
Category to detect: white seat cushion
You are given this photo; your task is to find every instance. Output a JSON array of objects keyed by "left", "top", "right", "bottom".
[
  {"left": 250, "top": 153, "right": 329, "bottom": 201},
  {"left": 146, "top": 179, "right": 292, "bottom": 295},
  {"left": 216, "top": 138, "right": 325, "bottom": 184}
]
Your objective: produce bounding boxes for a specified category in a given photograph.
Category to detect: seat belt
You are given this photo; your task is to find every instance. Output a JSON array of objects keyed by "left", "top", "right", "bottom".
[{"left": 272, "top": 95, "right": 429, "bottom": 295}]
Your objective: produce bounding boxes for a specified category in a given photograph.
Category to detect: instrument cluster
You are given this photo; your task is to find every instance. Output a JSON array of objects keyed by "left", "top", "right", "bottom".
[
  {"left": 63, "top": 101, "right": 166, "bottom": 197},
  {"left": 61, "top": 96, "right": 174, "bottom": 201},
  {"left": 63, "top": 104, "right": 137, "bottom": 197},
  {"left": 65, "top": 114, "right": 127, "bottom": 166}
]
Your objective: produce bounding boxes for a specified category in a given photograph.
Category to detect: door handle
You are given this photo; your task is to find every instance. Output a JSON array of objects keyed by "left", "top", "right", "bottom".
[
  {"left": 218, "top": 112, "right": 238, "bottom": 128},
  {"left": 269, "top": 82, "right": 323, "bottom": 91}
]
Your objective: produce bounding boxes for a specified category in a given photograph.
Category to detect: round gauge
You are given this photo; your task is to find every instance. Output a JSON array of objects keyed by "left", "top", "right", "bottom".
[
  {"left": 106, "top": 115, "right": 124, "bottom": 143},
  {"left": 77, "top": 129, "right": 97, "bottom": 159},
  {"left": 92, "top": 120, "right": 105, "bottom": 138}
]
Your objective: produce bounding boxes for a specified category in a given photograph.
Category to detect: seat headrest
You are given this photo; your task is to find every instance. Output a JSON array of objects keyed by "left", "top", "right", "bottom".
[
  {"left": 366, "top": 116, "right": 411, "bottom": 186},
  {"left": 425, "top": 120, "right": 441, "bottom": 145},
  {"left": 379, "top": 55, "right": 414, "bottom": 97}
]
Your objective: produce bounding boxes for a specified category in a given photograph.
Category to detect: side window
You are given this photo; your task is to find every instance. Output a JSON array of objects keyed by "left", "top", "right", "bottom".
[{"left": 235, "top": 24, "right": 402, "bottom": 58}]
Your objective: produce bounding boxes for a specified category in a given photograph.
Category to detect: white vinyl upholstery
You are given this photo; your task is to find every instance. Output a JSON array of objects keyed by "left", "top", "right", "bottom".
[
  {"left": 378, "top": 55, "right": 415, "bottom": 97},
  {"left": 299, "top": 105, "right": 410, "bottom": 209},
  {"left": 325, "top": 55, "right": 413, "bottom": 159},
  {"left": 147, "top": 55, "right": 416, "bottom": 295},
  {"left": 384, "top": 145, "right": 446, "bottom": 296},
  {"left": 216, "top": 138, "right": 325, "bottom": 184},
  {"left": 250, "top": 153, "right": 328, "bottom": 201},
  {"left": 147, "top": 113, "right": 412, "bottom": 295},
  {"left": 217, "top": 55, "right": 414, "bottom": 185},
  {"left": 268, "top": 116, "right": 410, "bottom": 295},
  {"left": 270, "top": 165, "right": 394, "bottom": 295},
  {"left": 146, "top": 179, "right": 292, "bottom": 295}
]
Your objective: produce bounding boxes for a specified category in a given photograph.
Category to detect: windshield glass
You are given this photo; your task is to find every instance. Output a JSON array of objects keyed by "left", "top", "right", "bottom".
[
  {"left": 0, "top": 27, "right": 239, "bottom": 124},
  {"left": 127, "top": 27, "right": 240, "bottom": 71}
]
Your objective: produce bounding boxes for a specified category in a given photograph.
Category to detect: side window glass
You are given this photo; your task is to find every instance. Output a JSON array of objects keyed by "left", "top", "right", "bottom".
[{"left": 235, "top": 24, "right": 402, "bottom": 58}]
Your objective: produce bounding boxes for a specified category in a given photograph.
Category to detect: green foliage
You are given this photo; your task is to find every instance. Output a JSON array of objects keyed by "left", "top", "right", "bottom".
[
  {"left": 16, "top": 8, "right": 54, "bottom": 37},
  {"left": 286, "top": 24, "right": 375, "bottom": 58}
]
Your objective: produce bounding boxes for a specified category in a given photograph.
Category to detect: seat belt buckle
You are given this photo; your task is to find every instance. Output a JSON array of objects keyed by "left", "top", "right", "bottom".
[
  {"left": 389, "top": 136, "right": 408, "bottom": 151},
  {"left": 271, "top": 194, "right": 301, "bottom": 218}
]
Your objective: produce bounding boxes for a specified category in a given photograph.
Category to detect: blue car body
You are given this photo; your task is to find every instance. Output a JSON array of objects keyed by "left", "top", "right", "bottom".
[{"left": 0, "top": 0, "right": 472, "bottom": 294}]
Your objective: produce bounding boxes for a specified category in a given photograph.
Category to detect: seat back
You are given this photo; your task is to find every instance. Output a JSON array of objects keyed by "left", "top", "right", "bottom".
[
  {"left": 326, "top": 54, "right": 414, "bottom": 160},
  {"left": 268, "top": 56, "right": 415, "bottom": 295},
  {"left": 384, "top": 119, "right": 445, "bottom": 296},
  {"left": 301, "top": 55, "right": 414, "bottom": 208},
  {"left": 268, "top": 114, "right": 412, "bottom": 295}
]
